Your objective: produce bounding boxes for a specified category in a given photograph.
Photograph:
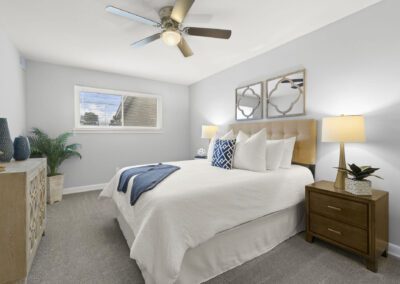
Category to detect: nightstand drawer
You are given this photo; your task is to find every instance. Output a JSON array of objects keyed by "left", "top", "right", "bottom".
[
  {"left": 310, "top": 213, "right": 368, "bottom": 254},
  {"left": 310, "top": 191, "right": 368, "bottom": 229}
]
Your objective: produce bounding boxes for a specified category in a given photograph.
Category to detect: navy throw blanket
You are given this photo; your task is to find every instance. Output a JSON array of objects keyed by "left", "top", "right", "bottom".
[{"left": 117, "top": 164, "right": 180, "bottom": 205}]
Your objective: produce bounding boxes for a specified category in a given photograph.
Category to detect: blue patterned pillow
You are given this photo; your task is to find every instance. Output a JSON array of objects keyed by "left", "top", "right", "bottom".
[{"left": 212, "top": 139, "right": 236, "bottom": 169}]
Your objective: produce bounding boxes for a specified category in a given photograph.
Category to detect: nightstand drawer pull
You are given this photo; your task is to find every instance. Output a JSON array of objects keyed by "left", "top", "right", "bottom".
[
  {"left": 327, "top": 205, "right": 342, "bottom": 211},
  {"left": 328, "top": 228, "right": 342, "bottom": 235}
]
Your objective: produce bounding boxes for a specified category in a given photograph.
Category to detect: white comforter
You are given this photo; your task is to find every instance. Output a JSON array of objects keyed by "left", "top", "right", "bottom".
[{"left": 100, "top": 160, "right": 314, "bottom": 283}]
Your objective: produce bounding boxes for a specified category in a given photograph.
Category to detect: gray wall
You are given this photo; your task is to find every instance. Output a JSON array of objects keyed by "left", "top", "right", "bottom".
[
  {"left": 26, "top": 61, "right": 190, "bottom": 188},
  {"left": 189, "top": 0, "right": 400, "bottom": 246},
  {"left": 0, "top": 31, "right": 25, "bottom": 137}
]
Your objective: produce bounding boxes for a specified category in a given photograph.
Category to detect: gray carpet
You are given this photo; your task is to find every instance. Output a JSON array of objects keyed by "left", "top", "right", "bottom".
[{"left": 28, "top": 191, "right": 400, "bottom": 284}]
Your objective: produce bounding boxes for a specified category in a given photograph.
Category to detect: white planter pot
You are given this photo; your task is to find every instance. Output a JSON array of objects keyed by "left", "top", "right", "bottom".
[
  {"left": 47, "top": 174, "right": 64, "bottom": 204},
  {"left": 345, "top": 178, "right": 372, "bottom": 195}
]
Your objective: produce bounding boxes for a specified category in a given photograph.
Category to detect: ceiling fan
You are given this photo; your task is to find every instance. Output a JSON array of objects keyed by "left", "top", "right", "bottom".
[{"left": 106, "top": 0, "right": 232, "bottom": 57}]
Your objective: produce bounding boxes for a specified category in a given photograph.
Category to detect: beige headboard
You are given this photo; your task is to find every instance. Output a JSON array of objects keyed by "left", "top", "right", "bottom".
[{"left": 230, "top": 119, "right": 317, "bottom": 167}]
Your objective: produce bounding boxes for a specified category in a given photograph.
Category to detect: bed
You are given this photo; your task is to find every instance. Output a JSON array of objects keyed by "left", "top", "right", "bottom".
[{"left": 100, "top": 119, "right": 317, "bottom": 284}]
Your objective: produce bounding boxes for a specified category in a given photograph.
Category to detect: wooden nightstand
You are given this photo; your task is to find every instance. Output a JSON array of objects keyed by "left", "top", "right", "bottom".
[{"left": 305, "top": 180, "right": 388, "bottom": 272}]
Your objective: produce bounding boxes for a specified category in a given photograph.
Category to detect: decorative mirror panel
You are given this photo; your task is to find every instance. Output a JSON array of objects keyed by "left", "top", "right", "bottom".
[
  {"left": 235, "top": 82, "right": 263, "bottom": 121},
  {"left": 266, "top": 70, "right": 305, "bottom": 118}
]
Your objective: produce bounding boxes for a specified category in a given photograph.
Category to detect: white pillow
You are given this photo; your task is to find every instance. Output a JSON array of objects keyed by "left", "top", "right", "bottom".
[
  {"left": 221, "top": 129, "right": 235, "bottom": 140},
  {"left": 236, "top": 130, "right": 249, "bottom": 143},
  {"left": 233, "top": 129, "right": 266, "bottom": 172},
  {"left": 207, "top": 130, "right": 235, "bottom": 161},
  {"left": 266, "top": 140, "right": 285, "bottom": 170},
  {"left": 280, "top": 137, "right": 296, "bottom": 168}
]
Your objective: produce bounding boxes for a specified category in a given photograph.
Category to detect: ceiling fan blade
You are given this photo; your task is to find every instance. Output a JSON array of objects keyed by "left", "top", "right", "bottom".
[
  {"left": 131, "top": 33, "right": 161, "bottom": 48},
  {"left": 184, "top": 14, "right": 213, "bottom": 24},
  {"left": 171, "top": 0, "right": 195, "bottom": 23},
  {"left": 177, "top": 37, "right": 193, "bottom": 57},
  {"left": 185, "top": 27, "right": 231, "bottom": 39},
  {"left": 106, "top": 5, "right": 160, "bottom": 27}
]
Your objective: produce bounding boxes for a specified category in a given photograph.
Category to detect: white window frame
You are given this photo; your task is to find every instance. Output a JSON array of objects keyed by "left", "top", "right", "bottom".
[{"left": 74, "top": 85, "right": 162, "bottom": 133}]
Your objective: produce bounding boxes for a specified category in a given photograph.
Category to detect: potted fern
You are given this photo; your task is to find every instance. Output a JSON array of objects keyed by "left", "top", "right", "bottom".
[
  {"left": 337, "top": 163, "right": 382, "bottom": 195},
  {"left": 29, "top": 128, "right": 81, "bottom": 204}
]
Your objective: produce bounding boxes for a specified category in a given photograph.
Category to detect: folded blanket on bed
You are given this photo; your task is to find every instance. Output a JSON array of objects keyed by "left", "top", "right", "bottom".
[{"left": 118, "top": 164, "right": 180, "bottom": 205}]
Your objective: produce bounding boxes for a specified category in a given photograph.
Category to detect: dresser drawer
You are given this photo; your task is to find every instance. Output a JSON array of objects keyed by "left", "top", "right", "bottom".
[
  {"left": 310, "top": 213, "right": 368, "bottom": 254},
  {"left": 309, "top": 191, "right": 368, "bottom": 229}
]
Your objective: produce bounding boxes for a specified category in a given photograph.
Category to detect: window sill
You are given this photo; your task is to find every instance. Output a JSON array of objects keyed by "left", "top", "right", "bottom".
[{"left": 72, "top": 128, "right": 163, "bottom": 134}]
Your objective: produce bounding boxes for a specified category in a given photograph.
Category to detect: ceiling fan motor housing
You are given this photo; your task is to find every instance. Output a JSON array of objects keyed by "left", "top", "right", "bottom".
[{"left": 159, "top": 6, "right": 179, "bottom": 30}]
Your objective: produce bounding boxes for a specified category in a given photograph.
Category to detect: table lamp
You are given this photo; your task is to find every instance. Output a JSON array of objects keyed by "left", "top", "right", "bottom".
[
  {"left": 321, "top": 115, "right": 366, "bottom": 189},
  {"left": 201, "top": 125, "right": 218, "bottom": 143}
]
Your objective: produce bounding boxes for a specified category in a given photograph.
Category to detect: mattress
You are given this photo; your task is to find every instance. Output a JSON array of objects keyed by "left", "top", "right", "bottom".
[{"left": 100, "top": 159, "right": 314, "bottom": 283}]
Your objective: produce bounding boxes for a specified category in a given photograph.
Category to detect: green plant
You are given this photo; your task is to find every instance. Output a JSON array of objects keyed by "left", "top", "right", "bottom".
[
  {"left": 29, "top": 128, "right": 82, "bottom": 176},
  {"left": 336, "top": 163, "right": 382, "bottom": 181}
]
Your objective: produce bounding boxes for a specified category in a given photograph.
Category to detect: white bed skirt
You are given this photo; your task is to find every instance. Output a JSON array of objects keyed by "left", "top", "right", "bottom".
[{"left": 115, "top": 202, "right": 305, "bottom": 283}]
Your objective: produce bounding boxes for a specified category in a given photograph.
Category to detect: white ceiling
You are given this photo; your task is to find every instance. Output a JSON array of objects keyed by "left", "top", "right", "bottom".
[{"left": 0, "top": 0, "right": 381, "bottom": 85}]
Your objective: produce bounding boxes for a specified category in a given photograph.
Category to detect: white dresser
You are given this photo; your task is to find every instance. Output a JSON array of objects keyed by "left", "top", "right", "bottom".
[{"left": 0, "top": 158, "right": 47, "bottom": 284}]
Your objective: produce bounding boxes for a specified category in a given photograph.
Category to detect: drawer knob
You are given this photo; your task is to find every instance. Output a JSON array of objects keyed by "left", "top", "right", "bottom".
[
  {"left": 328, "top": 228, "right": 342, "bottom": 235},
  {"left": 327, "top": 205, "right": 342, "bottom": 211}
]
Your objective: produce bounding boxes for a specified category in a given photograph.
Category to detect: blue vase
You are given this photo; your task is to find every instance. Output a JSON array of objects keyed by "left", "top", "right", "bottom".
[
  {"left": 13, "top": 136, "right": 31, "bottom": 161},
  {"left": 0, "top": 118, "right": 14, "bottom": 162}
]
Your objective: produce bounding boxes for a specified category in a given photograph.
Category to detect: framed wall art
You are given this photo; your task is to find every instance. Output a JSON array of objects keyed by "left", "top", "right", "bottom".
[
  {"left": 235, "top": 82, "right": 263, "bottom": 121},
  {"left": 266, "top": 70, "right": 305, "bottom": 118}
]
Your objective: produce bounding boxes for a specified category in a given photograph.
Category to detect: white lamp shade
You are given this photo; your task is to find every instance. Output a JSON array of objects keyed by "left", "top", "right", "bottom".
[
  {"left": 201, "top": 125, "right": 218, "bottom": 139},
  {"left": 322, "top": 115, "right": 366, "bottom": 143}
]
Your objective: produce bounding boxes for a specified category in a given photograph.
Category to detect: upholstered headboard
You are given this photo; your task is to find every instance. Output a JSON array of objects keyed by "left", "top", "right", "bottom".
[{"left": 230, "top": 119, "right": 317, "bottom": 173}]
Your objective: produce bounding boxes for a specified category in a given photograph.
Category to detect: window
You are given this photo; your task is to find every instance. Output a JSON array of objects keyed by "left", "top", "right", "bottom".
[{"left": 74, "top": 86, "right": 162, "bottom": 132}]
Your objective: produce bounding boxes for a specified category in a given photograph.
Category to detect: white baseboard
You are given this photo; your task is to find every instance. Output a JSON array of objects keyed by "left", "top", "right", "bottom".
[
  {"left": 63, "top": 183, "right": 107, "bottom": 195},
  {"left": 389, "top": 242, "right": 400, "bottom": 258}
]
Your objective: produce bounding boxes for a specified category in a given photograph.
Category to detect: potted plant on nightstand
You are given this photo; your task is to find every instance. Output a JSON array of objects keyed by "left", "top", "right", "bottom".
[
  {"left": 29, "top": 128, "right": 81, "bottom": 204},
  {"left": 337, "top": 163, "right": 382, "bottom": 195}
]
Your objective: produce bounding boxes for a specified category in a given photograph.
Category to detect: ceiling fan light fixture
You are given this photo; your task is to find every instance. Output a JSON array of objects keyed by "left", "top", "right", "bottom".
[{"left": 161, "top": 29, "right": 181, "bottom": 46}]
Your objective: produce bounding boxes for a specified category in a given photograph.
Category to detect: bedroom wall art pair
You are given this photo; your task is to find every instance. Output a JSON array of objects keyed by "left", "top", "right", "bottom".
[{"left": 235, "top": 69, "right": 305, "bottom": 120}]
